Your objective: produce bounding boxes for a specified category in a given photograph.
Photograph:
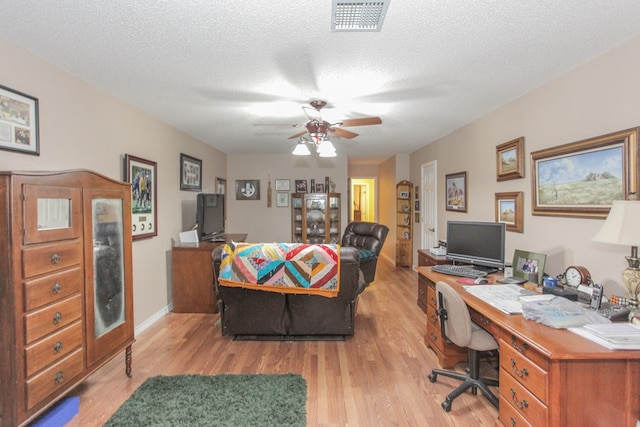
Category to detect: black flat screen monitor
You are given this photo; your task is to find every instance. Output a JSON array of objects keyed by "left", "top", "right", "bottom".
[
  {"left": 445, "top": 221, "right": 505, "bottom": 273},
  {"left": 196, "top": 193, "right": 225, "bottom": 241}
]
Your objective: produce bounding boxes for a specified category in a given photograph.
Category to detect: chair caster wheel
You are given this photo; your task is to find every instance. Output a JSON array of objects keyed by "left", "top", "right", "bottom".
[
  {"left": 428, "top": 373, "right": 437, "bottom": 382},
  {"left": 441, "top": 399, "right": 452, "bottom": 412}
]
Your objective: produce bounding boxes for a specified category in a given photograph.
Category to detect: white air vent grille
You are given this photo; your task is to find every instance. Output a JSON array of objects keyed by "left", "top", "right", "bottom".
[{"left": 332, "top": 1, "right": 390, "bottom": 32}]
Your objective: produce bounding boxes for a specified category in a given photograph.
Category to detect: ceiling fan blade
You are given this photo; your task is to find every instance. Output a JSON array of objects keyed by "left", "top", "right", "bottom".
[
  {"left": 338, "top": 117, "right": 382, "bottom": 127},
  {"left": 288, "top": 130, "right": 308, "bottom": 139},
  {"left": 330, "top": 127, "right": 359, "bottom": 139}
]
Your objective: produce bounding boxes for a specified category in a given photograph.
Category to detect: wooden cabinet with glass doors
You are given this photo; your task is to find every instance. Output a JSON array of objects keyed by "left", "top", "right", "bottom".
[
  {"left": 291, "top": 193, "right": 341, "bottom": 244},
  {"left": 0, "top": 170, "right": 134, "bottom": 426},
  {"left": 396, "top": 180, "right": 413, "bottom": 267}
]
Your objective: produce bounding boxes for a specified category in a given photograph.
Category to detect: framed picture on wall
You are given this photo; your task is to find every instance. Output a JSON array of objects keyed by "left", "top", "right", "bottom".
[
  {"left": 276, "top": 192, "right": 289, "bottom": 207},
  {"left": 180, "top": 153, "right": 202, "bottom": 191},
  {"left": 295, "top": 179, "right": 307, "bottom": 193},
  {"left": 495, "top": 191, "right": 523, "bottom": 233},
  {"left": 496, "top": 137, "right": 525, "bottom": 181},
  {"left": 216, "top": 177, "right": 226, "bottom": 194},
  {"left": 445, "top": 171, "right": 467, "bottom": 212},
  {"left": 124, "top": 154, "right": 158, "bottom": 240},
  {"left": 236, "top": 179, "right": 260, "bottom": 200},
  {"left": 0, "top": 85, "right": 39, "bottom": 155}
]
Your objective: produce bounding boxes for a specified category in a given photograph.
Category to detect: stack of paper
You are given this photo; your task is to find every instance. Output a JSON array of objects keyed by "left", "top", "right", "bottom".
[{"left": 569, "top": 323, "right": 640, "bottom": 349}]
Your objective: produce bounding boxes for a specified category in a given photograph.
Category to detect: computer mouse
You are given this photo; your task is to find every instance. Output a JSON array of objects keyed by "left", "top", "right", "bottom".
[{"left": 474, "top": 277, "right": 488, "bottom": 285}]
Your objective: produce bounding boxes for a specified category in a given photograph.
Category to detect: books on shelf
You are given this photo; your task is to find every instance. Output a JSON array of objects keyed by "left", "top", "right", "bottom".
[{"left": 569, "top": 323, "right": 640, "bottom": 349}]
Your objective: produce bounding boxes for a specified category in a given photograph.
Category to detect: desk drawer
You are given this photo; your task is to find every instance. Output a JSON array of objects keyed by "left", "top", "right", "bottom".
[
  {"left": 499, "top": 394, "right": 533, "bottom": 427},
  {"left": 23, "top": 266, "right": 82, "bottom": 311},
  {"left": 24, "top": 294, "right": 83, "bottom": 344},
  {"left": 469, "top": 308, "right": 499, "bottom": 337},
  {"left": 427, "top": 285, "right": 438, "bottom": 308},
  {"left": 26, "top": 348, "right": 83, "bottom": 410},
  {"left": 500, "top": 339, "right": 548, "bottom": 402},
  {"left": 25, "top": 321, "right": 83, "bottom": 377},
  {"left": 22, "top": 240, "right": 82, "bottom": 279},
  {"left": 502, "top": 333, "right": 548, "bottom": 371},
  {"left": 500, "top": 367, "right": 548, "bottom": 427},
  {"left": 426, "top": 303, "right": 444, "bottom": 352}
]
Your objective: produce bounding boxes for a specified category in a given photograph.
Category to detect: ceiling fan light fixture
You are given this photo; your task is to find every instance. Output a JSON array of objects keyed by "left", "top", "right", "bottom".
[
  {"left": 332, "top": 1, "right": 390, "bottom": 32},
  {"left": 292, "top": 141, "right": 311, "bottom": 156},
  {"left": 317, "top": 140, "right": 337, "bottom": 156}
]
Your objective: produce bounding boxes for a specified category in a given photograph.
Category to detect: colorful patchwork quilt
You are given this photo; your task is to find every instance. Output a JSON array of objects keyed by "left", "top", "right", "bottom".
[{"left": 218, "top": 242, "right": 340, "bottom": 298}]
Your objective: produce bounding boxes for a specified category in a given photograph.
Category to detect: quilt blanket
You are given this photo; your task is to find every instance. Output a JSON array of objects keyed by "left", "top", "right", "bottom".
[{"left": 218, "top": 242, "right": 340, "bottom": 298}]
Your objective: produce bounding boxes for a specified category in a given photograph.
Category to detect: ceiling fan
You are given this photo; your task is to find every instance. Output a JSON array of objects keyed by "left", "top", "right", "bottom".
[{"left": 288, "top": 100, "right": 382, "bottom": 142}]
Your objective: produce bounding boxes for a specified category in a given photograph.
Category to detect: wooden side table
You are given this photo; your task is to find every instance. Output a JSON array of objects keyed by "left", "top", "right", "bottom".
[{"left": 172, "top": 233, "right": 246, "bottom": 313}]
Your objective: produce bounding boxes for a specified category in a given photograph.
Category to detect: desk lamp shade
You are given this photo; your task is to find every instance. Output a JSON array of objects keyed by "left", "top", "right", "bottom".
[{"left": 593, "top": 199, "right": 640, "bottom": 298}]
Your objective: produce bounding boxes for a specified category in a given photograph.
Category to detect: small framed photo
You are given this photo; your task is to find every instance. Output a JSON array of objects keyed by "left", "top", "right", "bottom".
[
  {"left": 399, "top": 191, "right": 410, "bottom": 199},
  {"left": 445, "top": 171, "right": 467, "bottom": 212},
  {"left": 415, "top": 186, "right": 420, "bottom": 200},
  {"left": 275, "top": 179, "right": 290, "bottom": 191},
  {"left": 414, "top": 212, "right": 420, "bottom": 223},
  {"left": 124, "top": 154, "right": 158, "bottom": 240},
  {"left": 295, "top": 179, "right": 308, "bottom": 193},
  {"left": 414, "top": 200, "right": 420, "bottom": 212},
  {"left": 512, "top": 249, "right": 547, "bottom": 285},
  {"left": 180, "top": 153, "right": 202, "bottom": 191},
  {"left": 216, "top": 177, "right": 226, "bottom": 194},
  {"left": 316, "top": 183, "right": 325, "bottom": 193},
  {"left": 236, "top": 179, "right": 260, "bottom": 200},
  {"left": 276, "top": 192, "right": 289, "bottom": 207},
  {"left": 495, "top": 191, "right": 523, "bottom": 233},
  {"left": 496, "top": 137, "right": 525, "bottom": 181},
  {"left": 0, "top": 85, "right": 39, "bottom": 155}
]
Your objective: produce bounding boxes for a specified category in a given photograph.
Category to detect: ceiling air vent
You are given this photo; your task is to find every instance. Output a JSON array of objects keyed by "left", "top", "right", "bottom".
[{"left": 331, "top": 1, "right": 390, "bottom": 32}]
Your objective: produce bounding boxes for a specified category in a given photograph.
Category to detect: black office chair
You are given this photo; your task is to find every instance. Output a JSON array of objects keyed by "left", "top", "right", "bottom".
[{"left": 427, "top": 281, "right": 499, "bottom": 412}]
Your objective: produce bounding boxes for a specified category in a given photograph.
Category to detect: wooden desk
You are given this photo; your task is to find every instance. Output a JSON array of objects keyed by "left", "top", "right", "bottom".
[
  {"left": 418, "top": 266, "right": 640, "bottom": 427},
  {"left": 172, "top": 233, "right": 247, "bottom": 313}
]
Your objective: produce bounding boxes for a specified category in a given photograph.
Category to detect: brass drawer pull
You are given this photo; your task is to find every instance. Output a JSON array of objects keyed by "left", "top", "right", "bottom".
[
  {"left": 510, "top": 417, "right": 516, "bottom": 426},
  {"left": 511, "top": 335, "right": 529, "bottom": 353},
  {"left": 510, "top": 358, "right": 529, "bottom": 378},
  {"left": 510, "top": 388, "right": 529, "bottom": 409},
  {"left": 53, "top": 312, "right": 63, "bottom": 324},
  {"left": 429, "top": 314, "right": 438, "bottom": 323},
  {"left": 54, "top": 341, "right": 63, "bottom": 353},
  {"left": 54, "top": 371, "right": 64, "bottom": 384},
  {"left": 52, "top": 282, "right": 62, "bottom": 294},
  {"left": 51, "top": 253, "right": 61, "bottom": 264}
]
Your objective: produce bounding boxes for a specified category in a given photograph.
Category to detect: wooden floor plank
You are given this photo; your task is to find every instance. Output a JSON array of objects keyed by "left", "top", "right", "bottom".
[{"left": 64, "top": 256, "right": 499, "bottom": 426}]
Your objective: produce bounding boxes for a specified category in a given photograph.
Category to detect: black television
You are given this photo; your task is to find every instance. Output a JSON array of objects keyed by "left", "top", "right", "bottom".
[
  {"left": 445, "top": 220, "right": 505, "bottom": 273},
  {"left": 196, "top": 193, "right": 225, "bottom": 241}
]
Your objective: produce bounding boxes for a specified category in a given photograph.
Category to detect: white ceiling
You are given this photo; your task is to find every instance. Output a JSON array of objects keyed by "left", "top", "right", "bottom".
[{"left": 2, "top": 1, "right": 640, "bottom": 164}]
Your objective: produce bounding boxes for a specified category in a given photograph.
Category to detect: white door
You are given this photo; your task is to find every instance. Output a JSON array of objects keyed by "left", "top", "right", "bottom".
[{"left": 421, "top": 161, "right": 437, "bottom": 249}]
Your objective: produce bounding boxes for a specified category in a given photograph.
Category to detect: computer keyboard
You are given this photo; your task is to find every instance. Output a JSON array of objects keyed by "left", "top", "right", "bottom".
[{"left": 431, "top": 264, "right": 488, "bottom": 278}]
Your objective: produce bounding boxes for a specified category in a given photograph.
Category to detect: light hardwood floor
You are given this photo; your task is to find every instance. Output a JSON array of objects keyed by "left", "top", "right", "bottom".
[{"left": 66, "top": 256, "right": 498, "bottom": 426}]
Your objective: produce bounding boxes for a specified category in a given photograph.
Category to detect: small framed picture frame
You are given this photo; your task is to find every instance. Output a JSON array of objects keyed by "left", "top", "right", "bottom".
[
  {"left": 236, "top": 179, "right": 260, "bottom": 200},
  {"left": 531, "top": 127, "right": 638, "bottom": 218},
  {"left": 399, "top": 191, "right": 410, "bottom": 199},
  {"left": 414, "top": 212, "right": 420, "bottom": 223},
  {"left": 495, "top": 191, "right": 523, "bottom": 233},
  {"left": 445, "top": 171, "right": 467, "bottom": 212},
  {"left": 124, "top": 154, "right": 158, "bottom": 240},
  {"left": 316, "top": 183, "right": 325, "bottom": 193},
  {"left": 512, "top": 249, "right": 547, "bottom": 285},
  {"left": 496, "top": 137, "right": 525, "bottom": 181},
  {"left": 0, "top": 85, "right": 39, "bottom": 155},
  {"left": 276, "top": 192, "right": 289, "bottom": 207},
  {"left": 216, "top": 177, "right": 226, "bottom": 194},
  {"left": 275, "top": 179, "right": 290, "bottom": 191},
  {"left": 414, "top": 200, "right": 420, "bottom": 212},
  {"left": 295, "top": 179, "right": 308, "bottom": 193},
  {"left": 180, "top": 153, "right": 202, "bottom": 191},
  {"left": 415, "top": 186, "right": 420, "bottom": 200}
]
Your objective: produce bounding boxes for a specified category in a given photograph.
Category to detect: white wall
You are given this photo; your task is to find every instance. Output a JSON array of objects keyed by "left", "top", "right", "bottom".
[
  {"left": 410, "top": 35, "right": 640, "bottom": 297},
  {"left": 0, "top": 38, "right": 227, "bottom": 327}
]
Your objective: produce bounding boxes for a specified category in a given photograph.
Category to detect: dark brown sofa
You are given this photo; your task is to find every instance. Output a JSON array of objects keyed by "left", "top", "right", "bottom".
[
  {"left": 341, "top": 222, "right": 389, "bottom": 285},
  {"left": 212, "top": 245, "right": 364, "bottom": 338}
]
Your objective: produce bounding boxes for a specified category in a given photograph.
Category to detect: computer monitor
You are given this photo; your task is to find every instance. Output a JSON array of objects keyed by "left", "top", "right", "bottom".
[{"left": 445, "top": 221, "right": 506, "bottom": 273}]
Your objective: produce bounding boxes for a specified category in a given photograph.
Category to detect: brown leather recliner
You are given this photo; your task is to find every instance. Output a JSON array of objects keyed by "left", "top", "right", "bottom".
[
  {"left": 212, "top": 245, "right": 365, "bottom": 338},
  {"left": 341, "top": 221, "right": 389, "bottom": 285}
]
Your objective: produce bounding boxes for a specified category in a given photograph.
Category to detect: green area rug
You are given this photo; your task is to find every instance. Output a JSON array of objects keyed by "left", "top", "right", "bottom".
[{"left": 104, "top": 374, "right": 307, "bottom": 427}]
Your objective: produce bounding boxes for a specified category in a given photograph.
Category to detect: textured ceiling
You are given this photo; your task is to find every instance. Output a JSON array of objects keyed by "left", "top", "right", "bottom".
[{"left": 2, "top": 1, "right": 640, "bottom": 164}]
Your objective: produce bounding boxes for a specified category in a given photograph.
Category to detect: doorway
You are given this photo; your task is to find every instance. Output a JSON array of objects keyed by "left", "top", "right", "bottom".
[{"left": 350, "top": 178, "right": 377, "bottom": 222}]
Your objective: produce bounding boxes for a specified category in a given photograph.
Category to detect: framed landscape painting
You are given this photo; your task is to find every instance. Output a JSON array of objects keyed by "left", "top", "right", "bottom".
[
  {"left": 496, "top": 137, "right": 524, "bottom": 181},
  {"left": 495, "top": 191, "right": 523, "bottom": 233},
  {"left": 531, "top": 127, "right": 638, "bottom": 218}
]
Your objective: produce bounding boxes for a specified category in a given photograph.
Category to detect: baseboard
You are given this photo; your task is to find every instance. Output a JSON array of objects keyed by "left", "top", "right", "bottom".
[{"left": 135, "top": 303, "right": 172, "bottom": 336}]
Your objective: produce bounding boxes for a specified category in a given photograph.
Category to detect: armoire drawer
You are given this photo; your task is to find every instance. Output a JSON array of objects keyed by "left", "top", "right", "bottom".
[
  {"left": 26, "top": 348, "right": 84, "bottom": 410},
  {"left": 24, "top": 294, "right": 83, "bottom": 344},
  {"left": 25, "top": 321, "right": 84, "bottom": 377},
  {"left": 23, "top": 266, "right": 83, "bottom": 311},
  {"left": 22, "top": 240, "right": 82, "bottom": 279}
]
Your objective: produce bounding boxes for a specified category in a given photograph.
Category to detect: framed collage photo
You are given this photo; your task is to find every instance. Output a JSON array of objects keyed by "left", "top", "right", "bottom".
[
  {"left": 124, "top": 154, "right": 158, "bottom": 240},
  {"left": 0, "top": 85, "right": 39, "bottom": 155},
  {"left": 180, "top": 153, "right": 202, "bottom": 191}
]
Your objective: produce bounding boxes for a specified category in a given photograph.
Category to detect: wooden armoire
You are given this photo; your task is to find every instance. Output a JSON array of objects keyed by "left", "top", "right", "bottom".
[{"left": 0, "top": 170, "right": 134, "bottom": 426}]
